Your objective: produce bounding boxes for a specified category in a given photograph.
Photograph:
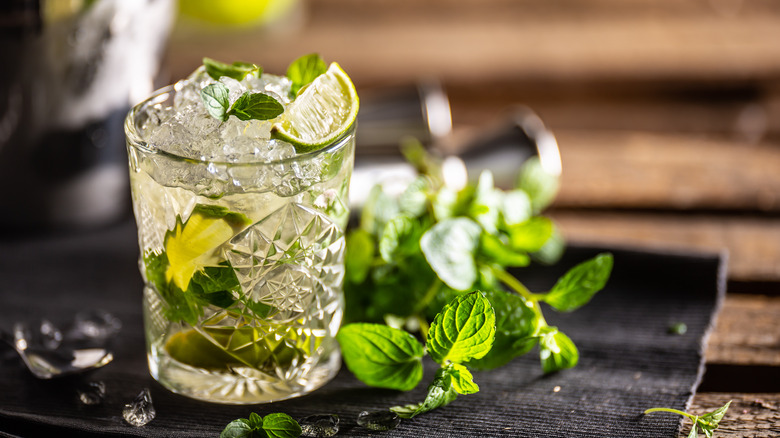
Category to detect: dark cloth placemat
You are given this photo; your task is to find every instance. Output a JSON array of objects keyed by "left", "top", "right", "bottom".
[{"left": 0, "top": 221, "right": 725, "bottom": 437}]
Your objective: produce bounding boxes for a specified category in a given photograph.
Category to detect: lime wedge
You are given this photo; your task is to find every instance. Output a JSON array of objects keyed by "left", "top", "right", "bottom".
[
  {"left": 165, "top": 204, "right": 251, "bottom": 291},
  {"left": 271, "top": 62, "right": 359, "bottom": 153}
]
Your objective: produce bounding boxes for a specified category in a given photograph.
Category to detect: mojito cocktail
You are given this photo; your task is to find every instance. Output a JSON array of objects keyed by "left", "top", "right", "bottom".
[{"left": 125, "top": 56, "right": 357, "bottom": 404}]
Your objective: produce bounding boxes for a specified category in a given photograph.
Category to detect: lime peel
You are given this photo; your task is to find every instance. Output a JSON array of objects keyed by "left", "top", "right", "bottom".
[{"left": 271, "top": 62, "right": 359, "bottom": 153}]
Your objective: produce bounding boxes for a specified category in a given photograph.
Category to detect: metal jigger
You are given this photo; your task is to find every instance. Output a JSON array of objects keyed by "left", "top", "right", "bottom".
[{"left": 351, "top": 81, "right": 561, "bottom": 208}]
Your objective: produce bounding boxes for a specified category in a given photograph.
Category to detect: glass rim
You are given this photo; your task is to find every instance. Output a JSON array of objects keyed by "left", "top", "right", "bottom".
[{"left": 124, "top": 84, "right": 356, "bottom": 167}]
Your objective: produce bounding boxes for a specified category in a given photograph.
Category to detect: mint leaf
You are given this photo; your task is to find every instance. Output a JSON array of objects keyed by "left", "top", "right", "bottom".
[
  {"left": 220, "top": 419, "right": 255, "bottom": 438},
  {"left": 398, "top": 176, "right": 431, "bottom": 218},
  {"left": 248, "top": 413, "right": 263, "bottom": 429},
  {"left": 517, "top": 156, "right": 559, "bottom": 213},
  {"left": 360, "top": 185, "right": 400, "bottom": 236},
  {"left": 448, "top": 363, "right": 479, "bottom": 394},
  {"left": 379, "top": 214, "right": 419, "bottom": 262},
  {"left": 337, "top": 323, "right": 424, "bottom": 391},
  {"left": 479, "top": 233, "right": 530, "bottom": 267},
  {"left": 188, "top": 265, "right": 239, "bottom": 309},
  {"left": 532, "top": 225, "right": 565, "bottom": 265},
  {"left": 466, "top": 289, "right": 539, "bottom": 370},
  {"left": 542, "top": 253, "right": 613, "bottom": 312},
  {"left": 287, "top": 53, "right": 327, "bottom": 96},
  {"left": 698, "top": 400, "right": 731, "bottom": 436},
  {"left": 200, "top": 83, "right": 230, "bottom": 122},
  {"left": 228, "top": 92, "right": 284, "bottom": 121},
  {"left": 539, "top": 327, "right": 579, "bottom": 373},
  {"left": 345, "top": 229, "right": 375, "bottom": 284},
  {"left": 420, "top": 218, "right": 481, "bottom": 291},
  {"left": 203, "top": 57, "right": 261, "bottom": 81},
  {"left": 262, "top": 413, "right": 301, "bottom": 438},
  {"left": 143, "top": 251, "right": 202, "bottom": 325},
  {"left": 501, "top": 189, "right": 532, "bottom": 227},
  {"left": 426, "top": 291, "right": 496, "bottom": 364},
  {"left": 470, "top": 170, "right": 503, "bottom": 234},
  {"left": 391, "top": 366, "right": 459, "bottom": 418},
  {"left": 508, "top": 217, "right": 554, "bottom": 252}
]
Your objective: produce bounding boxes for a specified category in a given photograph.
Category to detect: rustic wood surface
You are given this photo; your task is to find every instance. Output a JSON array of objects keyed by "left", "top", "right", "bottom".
[
  {"left": 706, "top": 295, "right": 780, "bottom": 366},
  {"left": 549, "top": 210, "right": 780, "bottom": 282},
  {"left": 682, "top": 393, "right": 780, "bottom": 438},
  {"left": 554, "top": 130, "right": 780, "bottom": 211},
  {"left": 168, "top": 0, "right": 780, "bottom": 86}
]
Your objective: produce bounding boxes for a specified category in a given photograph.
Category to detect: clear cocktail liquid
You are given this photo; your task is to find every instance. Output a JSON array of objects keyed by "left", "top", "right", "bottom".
[{"left": 126, "top": 68, "right": 354, "bottom": 404}]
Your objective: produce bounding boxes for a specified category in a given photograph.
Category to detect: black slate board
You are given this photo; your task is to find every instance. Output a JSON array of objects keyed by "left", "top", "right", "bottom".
[{"left": 0, "top": 221, "right": 726, "bottom": 437}]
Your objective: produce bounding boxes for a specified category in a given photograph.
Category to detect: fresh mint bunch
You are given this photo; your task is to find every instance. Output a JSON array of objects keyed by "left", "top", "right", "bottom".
[
  {"left": 644, "top": 401, "right": 731, "bottom": 437},
  {"left": 344, "top": 142, "right": 613, "bottom": 373},
  {"left": 220, "top": 412, "right": 301, "bottom": 438},
  {"left": 337, "top": 291, "right": 495, "bottom": 418}
]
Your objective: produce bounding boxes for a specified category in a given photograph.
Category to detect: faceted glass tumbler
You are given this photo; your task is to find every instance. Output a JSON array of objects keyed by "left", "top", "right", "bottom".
[{"left": 125, "top": 86, "right": 354, "bottom": 404}]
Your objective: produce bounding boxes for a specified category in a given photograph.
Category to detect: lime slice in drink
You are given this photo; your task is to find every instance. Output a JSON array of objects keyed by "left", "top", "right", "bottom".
[
  {"left": 271, "top": 62, "right": 359, "bottom": 153},
  {"left": 165, "top": 204, "right": 251, "bottom": 291}
]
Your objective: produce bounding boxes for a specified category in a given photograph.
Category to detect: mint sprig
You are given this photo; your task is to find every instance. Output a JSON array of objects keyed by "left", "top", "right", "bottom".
[
  {"left": 200, "top": 82, "right": 284, "bottom": 122},
  {"left": 220, "top": 412, "right": 301, "bottom": 438},
  {"left": 644, "top": 401, "right": 731, "bottom": 437},
  {"left": 338, "top": 292, "right": 495, "bottom": 418},
  {"left": 286, "top": 53, "right": 327, "bottom": 96},
  {"left": 203, "top": 57, "right": 261, "bottom": 81}
]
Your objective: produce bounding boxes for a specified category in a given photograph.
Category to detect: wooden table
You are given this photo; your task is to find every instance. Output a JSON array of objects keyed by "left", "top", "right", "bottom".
[{"left": 168, "top": 1, "right": 780, "bottom": 435}]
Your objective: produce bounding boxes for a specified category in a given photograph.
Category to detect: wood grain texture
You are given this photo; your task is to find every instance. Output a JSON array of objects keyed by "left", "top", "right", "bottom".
[
  {"left": 553, "top": 130, "right": 780, "bottom": 211},
  {"left": 167, "top": 0, "right": 780, "bottom": 85},
  {"left": 682, "top": 393, "right": 780, "bottom": 438},
  {"left": 549, "top": 210, "right": 780, "bottom": 281},
  {"left": 707, "top": 295, "right": 780, "bottom": 366}
]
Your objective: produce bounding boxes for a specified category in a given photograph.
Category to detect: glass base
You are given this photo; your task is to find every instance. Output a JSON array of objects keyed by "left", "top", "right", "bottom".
[{"left": 148, "top": 343, "right": 341, "bottom": 405}]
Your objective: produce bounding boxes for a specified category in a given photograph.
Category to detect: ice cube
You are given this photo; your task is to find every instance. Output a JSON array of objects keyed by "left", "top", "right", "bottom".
[
  {"left": 123, "top": 388, "right": 155, "bottom": 427},
  {"left": 72, "top": 310, "right": 121, "bottom": 340},
  {"left": 220, "top": 76, "right": 247, "bottom": 103},
  {"left": 356, "top": 410, "right": 401, "bottom": 431},
  {"left": 78, "top": 381, "right": 107, "bottom": 405},
  {"left": 299, "top": 414, "right": 339, "bottom": 437},
  {"left": 245, "top": 73, "right": 293, "bottom": 104},
  {"left": 13, "top": 320, "right": 62, "bottom": 350}
]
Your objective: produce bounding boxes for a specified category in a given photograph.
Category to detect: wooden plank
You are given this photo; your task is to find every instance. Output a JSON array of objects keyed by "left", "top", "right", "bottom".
[
  {"left": 707, "top": 295, "right": 780, "bottom": 366},
  {"left": 448, "top": 82, "right": 780, "bottom": 138},
  {"left": 681, "top": 393, "right": 780, "bottom": 437},
  {"left": 552, "top": 130, "right": 780, "bottom": 211},
  {"left": 167, "top": 0, "right": 780, "bottom": 85},
  {"left": 548, "top": 211, "right": 780, "bottom": 281}
]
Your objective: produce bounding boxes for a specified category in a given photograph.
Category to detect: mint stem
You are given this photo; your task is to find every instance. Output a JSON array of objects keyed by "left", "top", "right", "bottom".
[
  {"left": 491, "top": 267, "right": 535, "bottom": 301},
  {"left": 644, "top": 407, "right": 698, "bottom": 422}
]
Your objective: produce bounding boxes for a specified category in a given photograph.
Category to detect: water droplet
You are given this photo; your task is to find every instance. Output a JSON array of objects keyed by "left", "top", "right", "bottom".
[
  {"left": 299, "top": 414, "right": 339, "bottom": 437},
  {"left": 356, "top": 410, "right": 400, "bottom": 431},
  {"left": 78, "top": 381, "right": 106, "bottom": 405},
  {"left": 123, "top": 388, "right": 155, "bottom": 427}
]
